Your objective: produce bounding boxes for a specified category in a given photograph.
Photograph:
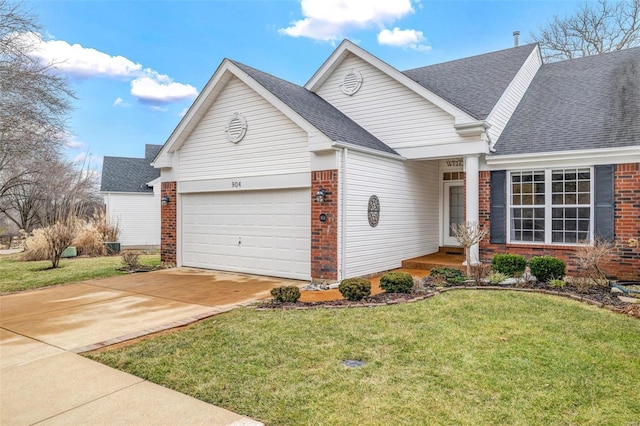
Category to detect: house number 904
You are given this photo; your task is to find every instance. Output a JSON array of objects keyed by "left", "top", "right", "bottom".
[{"left": 232, "top": 181, "right": 241, "bottom": 188}]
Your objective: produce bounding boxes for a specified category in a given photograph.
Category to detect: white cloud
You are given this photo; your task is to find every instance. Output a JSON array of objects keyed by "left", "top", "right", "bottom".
[
  {"left": 280, "top": 0, "right": 415, "bottom": 42},
  {"left": 178, "top": 107, "right": 189, "bottom": 117},
  {"left": 23, "top": 32, "right": 198, "bottom": 105},
  {"left": 377, "top": 27, "right": 431, "bottom": 51},
  {"left": 113, "top": 97, "right": 131, "bottom": 107},
  {"left": 64, "top": 139, "right": 85, "bottom": 149},
  {"left": 130, "top": 77, "right": 198, "bottom": 104},
  {"left": 29, "top": 37, "right": 142, "bottom": 78}
]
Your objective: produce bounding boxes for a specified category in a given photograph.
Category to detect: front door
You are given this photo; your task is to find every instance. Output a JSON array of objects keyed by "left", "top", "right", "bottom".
[{"left": 443, "top": 181, "right": 464, "bottom": 246}]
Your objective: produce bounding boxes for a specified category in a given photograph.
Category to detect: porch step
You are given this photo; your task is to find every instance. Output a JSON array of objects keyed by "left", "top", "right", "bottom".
[
  {"left": 402, "top": 251, "right": 465, "bottom": 273},
  {"left": 438, "top": 246, "right": 464, "bottom": 255}
]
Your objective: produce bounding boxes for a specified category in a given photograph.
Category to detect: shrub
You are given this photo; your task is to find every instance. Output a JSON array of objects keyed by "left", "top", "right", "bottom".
[
  {"left": 380, "top": 272, "right": 414, "bottom": 293},
  {"left": 270, "top": 286, "right": 301, "bottom": 303},
  {"left": 488, "top": 272, "right": 508, "bottom": 285},
  {"left": 430, "top": 267, "right": 467, "bottom": 284},
  {"left": 73, "top": 222, "right": 105, "bottom": 257},
  {"left": 23, "top": 228, "right": 50, "bottom": 261},
  {"left": 529, "top": 256, "right": 566, "bottom": 283},
  {"left": 549, "top": 279, "right": 566, "bottom": 289},
  {"left": 470, "top": 263, "right": 491, "bottom": 285},
  {"left": 121, "top": 250, "right": 141, "bottom": 269},
  {"left": 492, "top": 254, "right": 527, "bottom": 277},
  {"left": 93, "top": 211, "right": 120, "bottom": 242},
  {"left": 339, "top": 278, "right": 371, "bottom": 301}
]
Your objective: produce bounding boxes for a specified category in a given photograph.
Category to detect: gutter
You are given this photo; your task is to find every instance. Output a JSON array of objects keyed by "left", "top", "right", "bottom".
[{"left": 332, "top": 141, "right": 406, "bottom": 161}]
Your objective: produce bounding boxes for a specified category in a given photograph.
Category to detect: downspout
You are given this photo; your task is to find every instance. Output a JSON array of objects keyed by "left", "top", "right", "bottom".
[{"left": 341, "top": 147, "right": 348, "bottom": 280}]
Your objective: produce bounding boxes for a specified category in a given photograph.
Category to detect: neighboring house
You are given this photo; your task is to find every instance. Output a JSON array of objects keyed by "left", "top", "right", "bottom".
[
  {"left": 101, "top": 144, "right": 162, "bottom": 249},
  {"left": 153, "top": 40, "right": 639, "bottom": 281}
]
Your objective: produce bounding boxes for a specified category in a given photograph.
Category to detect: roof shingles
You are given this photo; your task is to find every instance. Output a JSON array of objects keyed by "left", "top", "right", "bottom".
[
  {"left": 495, "top": 47, "right": 640, "bottom": 155},
  {"left": 100, "top": 144, "right": 162, "bottom": 193},
  {"left": 402, "top": 44, "right": 537, "bottom": 120}
]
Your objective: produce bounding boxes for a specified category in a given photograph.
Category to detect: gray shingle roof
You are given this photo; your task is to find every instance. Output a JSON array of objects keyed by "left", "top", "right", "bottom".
[
  {"left": 495, "top": 46, "right": 640, "bottom": 155},
  {"left": 231, "top": 60, "right": 398, "bottom": 155},
  {"left": 402, "top": 44, "right": 538, "bottom": 120},
  {"left": 100, "top": 144, "right": 162, "bottom": 193}
]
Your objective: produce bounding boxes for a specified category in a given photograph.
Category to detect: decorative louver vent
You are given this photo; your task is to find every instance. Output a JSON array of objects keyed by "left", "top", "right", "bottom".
[
  {"left": 225, "top": 112, "right": 248, "bottom": 143},
  {"left": 340, "top": 69, "right": 363, "bottom": 96},
  {"left": 368, "top": 195, "right": 380, "bottom": 227}
]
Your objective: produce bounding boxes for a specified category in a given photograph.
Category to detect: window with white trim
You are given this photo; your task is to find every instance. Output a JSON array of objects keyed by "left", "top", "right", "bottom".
[{"left": 508, "top": 168, "right": 592, "bottom": 244}]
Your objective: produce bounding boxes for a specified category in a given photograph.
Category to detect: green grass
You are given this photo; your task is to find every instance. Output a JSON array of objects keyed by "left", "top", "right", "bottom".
[
  {"left": 0, "top": 254, "right": 161, "bottom": 294},
  {"left": 89, "top": 291, "right": 640, "bottom": 425}
]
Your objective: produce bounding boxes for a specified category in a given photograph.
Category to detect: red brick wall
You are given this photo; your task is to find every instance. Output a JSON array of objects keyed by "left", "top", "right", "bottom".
[
  {"left": 479, "top": 164, "right": 640, "bottom": 280},
  {"left": 612, "top": 163, "right": 640, "bottom": 279},
  {"left": 161, "top": 181, "right": 177, "bottom": 267},
  {"left": 311, "top": 170, "right": 338, "bottom": 282}
]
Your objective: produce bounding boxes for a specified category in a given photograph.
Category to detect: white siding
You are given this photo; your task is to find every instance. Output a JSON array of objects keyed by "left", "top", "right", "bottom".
[
  {"left": 104, "top": 192, "right": 160, "bottom": 248},
  {"left": 344, "top": 151, "right": 439, "bottom": 278},
  {"left": 316, "top": 54, "right": 470, "bottom": 150},
  {"left": 487, "top": 48, "right": 542, "bottom": 145},
  {"left": 179, "top": 76, "right": 310, "bottom": 181}
]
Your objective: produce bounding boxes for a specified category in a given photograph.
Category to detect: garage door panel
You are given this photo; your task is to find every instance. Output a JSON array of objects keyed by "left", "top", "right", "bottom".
[{"left": 182, "top": 189, "right": 310, "bottom": 280}]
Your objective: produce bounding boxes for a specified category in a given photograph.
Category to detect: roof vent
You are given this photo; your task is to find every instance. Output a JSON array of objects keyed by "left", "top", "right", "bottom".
[
  {"left": 225, "top": 112, "right": 248, "bottom": 143},
  {"left": 513, "top": 31, "right": 520, "bottom": 47},
  {"left": 340, "top": 69, "right": 363, "bottom": 96}
]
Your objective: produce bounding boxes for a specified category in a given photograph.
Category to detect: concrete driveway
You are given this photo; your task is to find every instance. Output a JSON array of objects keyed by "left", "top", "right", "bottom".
[{"left": 0, "top": 267, "right": 302, "bottom": 425}]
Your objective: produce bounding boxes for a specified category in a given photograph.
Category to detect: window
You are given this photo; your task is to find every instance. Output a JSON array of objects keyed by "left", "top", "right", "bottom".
[{"left": 508, "top": 168, "right": 592, "bottom": 244}]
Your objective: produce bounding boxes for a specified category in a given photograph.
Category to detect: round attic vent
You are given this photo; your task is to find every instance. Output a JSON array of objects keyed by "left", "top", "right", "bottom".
[
  {"left": 340, "top": 69, "right": 363, "bottom": 96},
  {"left": 225, "top": 112, "right": 248, "bottom": 143}
]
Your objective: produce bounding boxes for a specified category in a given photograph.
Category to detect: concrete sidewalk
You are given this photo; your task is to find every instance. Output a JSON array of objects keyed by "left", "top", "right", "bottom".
[{"left": 1, "top": 268, "right": 301, "bottom": 425}]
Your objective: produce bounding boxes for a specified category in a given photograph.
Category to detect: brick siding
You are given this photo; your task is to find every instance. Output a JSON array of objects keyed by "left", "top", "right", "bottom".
[
  {"left": 160, "top": 181, "right": 177, "bottom": 267},
  {"left": 311, "top": 170, "right": 338, "bottom": 282},
  {"left": 479, "top": 165, "right": 640, "bottom": 280}
]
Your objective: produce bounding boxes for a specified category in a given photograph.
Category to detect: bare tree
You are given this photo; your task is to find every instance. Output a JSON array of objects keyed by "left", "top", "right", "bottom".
[
  {"left": 450, "top": 222, "right": 488, "bottom": 276},
  {"left": 0, "top": 0, "right": 75, "bottom": 213},
  {"left": 531, "top": 0, "right": 640, "bottom": 62}
]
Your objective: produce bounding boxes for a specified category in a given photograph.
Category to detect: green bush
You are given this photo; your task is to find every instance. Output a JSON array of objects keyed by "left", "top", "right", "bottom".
[
  {"left": 380, "top": 272, "right": 414, "bottom": 294},
  {"left": 270, "top": 286, "right": 301, "bottom": 303},
  {"left": 338, "top": 278, "right": 372, "bottom": 301},
  {"left": 529, "top": 256, "right": 566, "bottom": 283},
  {"left": 549, "top": 279, "right": 566, "bottom": 289},
  {"left": 430, "top": 267, "right": 466, "bottom": 284},
  {"left": 492, "top": 254, "right": 527, "bottom": 277}
]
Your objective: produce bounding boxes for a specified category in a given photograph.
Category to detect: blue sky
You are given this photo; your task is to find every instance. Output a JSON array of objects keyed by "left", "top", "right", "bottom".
[{"left": 25, "top": 0, "right": 584, "bottom": 173}]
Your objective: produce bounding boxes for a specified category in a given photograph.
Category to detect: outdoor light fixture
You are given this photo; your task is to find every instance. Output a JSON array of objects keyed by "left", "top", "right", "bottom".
[
  {"left": 315, "top": 187, "right": 327, "bottom": 203},
  {"left": 161, "top": 195, "right": 170, "bottom": 206}
]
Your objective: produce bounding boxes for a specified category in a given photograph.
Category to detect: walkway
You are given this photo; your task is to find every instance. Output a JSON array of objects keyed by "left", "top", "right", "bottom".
[{"left": 1, "top": 268, "right": 301, "bottom": 425}]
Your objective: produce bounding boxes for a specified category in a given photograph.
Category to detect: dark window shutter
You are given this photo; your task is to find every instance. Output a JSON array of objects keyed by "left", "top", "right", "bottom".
[
  {"left": 594, "top": 164, "right": 615, "bottom": 241},
  {"left": 490, "top": 170, "right": 507, "bottom": 244}
]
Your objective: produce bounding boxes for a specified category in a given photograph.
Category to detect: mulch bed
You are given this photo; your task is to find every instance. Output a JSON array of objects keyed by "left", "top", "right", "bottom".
[{"left": 257, "top": 279, "right": 640, "bottom": 318}]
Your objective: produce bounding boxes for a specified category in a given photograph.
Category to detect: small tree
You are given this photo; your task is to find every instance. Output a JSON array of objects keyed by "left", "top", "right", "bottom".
[
  {"left": 574, "top": 238, "right": 614, "bottom": 286},
  {"left": 39, "top": 214, "right": 81, "bottom": 268},
  {"left": 451, "top": 221, "right": 488, "bottom": 276}
]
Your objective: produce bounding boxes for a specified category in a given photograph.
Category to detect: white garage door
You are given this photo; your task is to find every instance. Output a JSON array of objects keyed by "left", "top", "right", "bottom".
[{"left": 181, "top": 188, "right": 310, "bottom": 280}]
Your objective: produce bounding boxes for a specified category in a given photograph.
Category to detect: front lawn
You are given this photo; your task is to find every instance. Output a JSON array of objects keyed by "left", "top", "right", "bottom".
[
  {"left": 89, "top": 291, "right": 640, "bottom": 425},
  {"left": 0, "top": 254, "right": 161, "bottom": 294}
]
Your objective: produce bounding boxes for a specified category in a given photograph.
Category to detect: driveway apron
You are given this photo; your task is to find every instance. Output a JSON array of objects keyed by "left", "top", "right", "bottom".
[{"left": 1, "top": 268, "right": 301, "bottom": 425}]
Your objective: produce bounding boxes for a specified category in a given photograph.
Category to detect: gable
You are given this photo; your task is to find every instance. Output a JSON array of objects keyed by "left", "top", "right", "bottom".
[
  {"left": 178, "top": 76, "right": 310, "bottom": 181},
  {"left": 315, "top": 53, "right": 475, "bottom": 151}
]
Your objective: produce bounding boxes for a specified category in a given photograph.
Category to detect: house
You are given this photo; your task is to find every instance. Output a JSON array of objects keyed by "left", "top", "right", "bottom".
[
  {"left": 101, "top": 144, "right": 162, "bottom": 249},
  {"left": 152, "top": 40, "right": 640, "bottom": 281}
]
